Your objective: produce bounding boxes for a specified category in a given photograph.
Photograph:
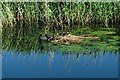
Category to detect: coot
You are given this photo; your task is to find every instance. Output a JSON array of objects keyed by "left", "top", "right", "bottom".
[
  {"left": 39, "top": 34, "right": 47, "bottom": 44},
  {"left": 45, "top": 33, "right": 54, "bottom": 41},
  {"left": 59, "top": 32, "right": 69, "bottom": 36}
]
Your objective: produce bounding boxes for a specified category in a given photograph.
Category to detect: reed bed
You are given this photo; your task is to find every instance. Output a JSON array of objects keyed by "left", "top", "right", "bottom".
[{"left": 1, "top": 2, "right": 120, "bottom": 32}]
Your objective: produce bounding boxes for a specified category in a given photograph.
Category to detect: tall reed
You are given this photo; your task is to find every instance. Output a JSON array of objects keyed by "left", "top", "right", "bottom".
[{"left": 1, "top": 2, "right": 120, "bottom": 32}]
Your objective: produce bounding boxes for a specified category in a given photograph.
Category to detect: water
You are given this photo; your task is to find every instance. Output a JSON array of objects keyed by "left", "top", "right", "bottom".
[
  {"left": 3, "top": 50, "right": 118, "bottom": 78},
  {"left": 2, "top": 26, "right": 119, "bottom": 78},
  {"left": 0, "top": 54, "right": 2, "bottom": 79}
]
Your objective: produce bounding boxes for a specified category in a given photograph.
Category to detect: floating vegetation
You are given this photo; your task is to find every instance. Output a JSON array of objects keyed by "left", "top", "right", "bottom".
[{"left": 2, "top": 26, "right": 119, "bottom": 54}]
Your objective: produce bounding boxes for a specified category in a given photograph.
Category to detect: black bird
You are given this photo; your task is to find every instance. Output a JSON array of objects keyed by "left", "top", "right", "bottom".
[
  {"left": 45, "top": 33, "right": 54, "bottom": 41},
  {"left": 59, "top": 32, "right": 69, "bottom": 36},
  {"left": 39, "top": 34, "right": 47, "bottom": 44}
]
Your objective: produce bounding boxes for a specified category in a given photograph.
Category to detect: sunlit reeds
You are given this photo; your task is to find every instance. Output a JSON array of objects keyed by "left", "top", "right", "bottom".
[{"left": 1, "top": 2, "right": 120, "bottom": 31}]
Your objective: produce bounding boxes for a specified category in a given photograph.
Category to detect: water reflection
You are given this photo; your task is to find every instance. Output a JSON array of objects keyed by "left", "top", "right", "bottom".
[
  {"left": 3, "top": 24, "right": 119, "bottom": 54},
  {"left": 3, "top": 49, "right": 118, "bottom": 78},
  {"left": 2, "top": 25, "right": 119, "bottom": 78},
  {"left": 0, "top": 54, "right": 2, "bottom": 79}
]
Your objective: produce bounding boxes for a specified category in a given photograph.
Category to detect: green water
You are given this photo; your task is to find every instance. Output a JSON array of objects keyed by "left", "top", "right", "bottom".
[
  {"left": 2, "top": 25, "right": 119, "bottom": 54},
  {"left": 2, "top": 25, "right": 119, "bottom": 78}
]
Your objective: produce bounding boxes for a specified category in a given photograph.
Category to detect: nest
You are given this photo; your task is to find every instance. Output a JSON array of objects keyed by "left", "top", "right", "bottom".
[{"left": 51, "top": 34, "right": 99, "bottom": 45}]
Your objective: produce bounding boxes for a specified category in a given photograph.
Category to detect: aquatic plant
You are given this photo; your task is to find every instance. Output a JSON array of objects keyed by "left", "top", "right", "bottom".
[{"left": 1, "top": 2, "right": 120, "bottom": 32}]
